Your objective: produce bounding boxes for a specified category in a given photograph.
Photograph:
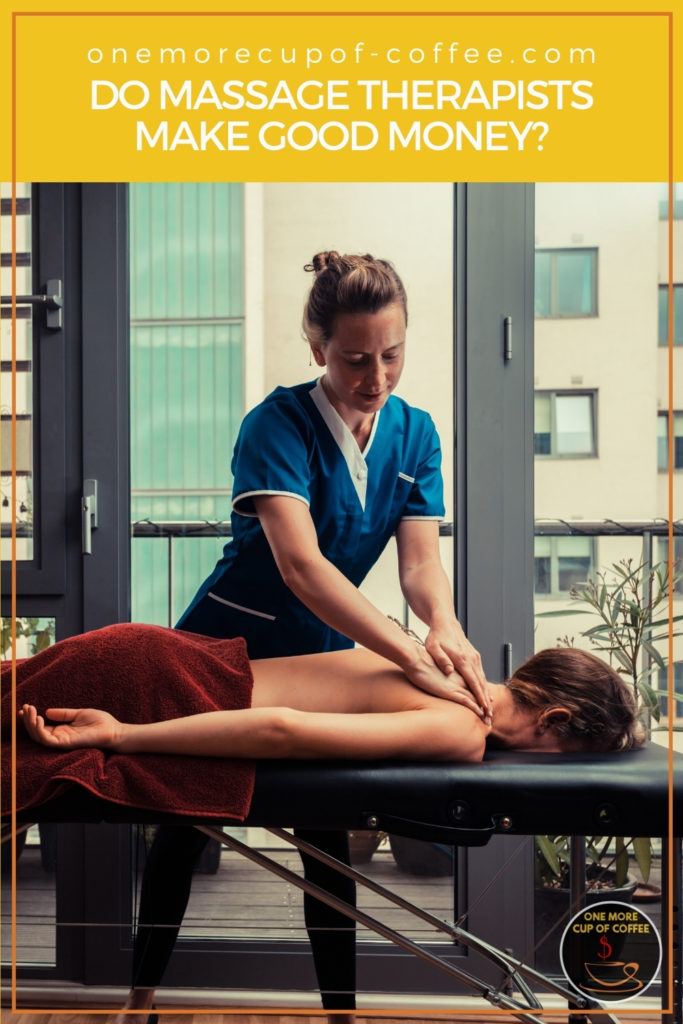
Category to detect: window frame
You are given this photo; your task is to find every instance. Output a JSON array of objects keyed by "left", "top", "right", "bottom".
[
  {"left": 534, "top": 388, "right": 598, "bottom": 459},
  {"left": 657, "top": 283, "right": 683, "bottom": 347},
  {"left": 657, "top": 410, "right": 683, "bottom": 471},
  {"left": 534, "top": 534, "right": 597, "bottom": 599},
  {"left": 534, "top": 246, "right": 598, "bottom": 319},
  {"left": 658, "top": 183, "right": 683, "bottom": 220}
]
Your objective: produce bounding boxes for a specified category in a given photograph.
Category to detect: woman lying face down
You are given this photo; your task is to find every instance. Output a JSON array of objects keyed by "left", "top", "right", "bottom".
[{"left": 18, "top": 628, "right": 642, "bottom": 761}]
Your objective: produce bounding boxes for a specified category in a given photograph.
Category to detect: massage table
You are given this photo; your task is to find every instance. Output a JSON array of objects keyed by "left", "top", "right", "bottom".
[{"left": 9, "top": 744, "right": 683, "bottom": 1024}]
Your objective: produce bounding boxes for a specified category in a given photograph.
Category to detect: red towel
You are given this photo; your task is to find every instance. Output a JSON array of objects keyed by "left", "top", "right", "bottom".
[{"left": 1, "top": 623, "right": 255, "bottom": 820}]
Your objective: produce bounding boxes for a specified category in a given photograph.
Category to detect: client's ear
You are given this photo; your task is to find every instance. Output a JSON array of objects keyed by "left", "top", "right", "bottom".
[{"left": 538, "top": 707, "right": 572, "bottom": 732}]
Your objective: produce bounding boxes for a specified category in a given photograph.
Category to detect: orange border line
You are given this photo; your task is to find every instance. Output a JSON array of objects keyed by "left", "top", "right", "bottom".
[
  {"left": 666, "top": 10, "right": 675, "bottom": 1023},
  {"left": 10, "top": 9, "right": 18, "bottom": 1017},
  {"left": 10, "top": 4, "right": 679, "bottom": 1019},
  {"left": 9, "top": 8, "right": 677, "bottom": 13}
]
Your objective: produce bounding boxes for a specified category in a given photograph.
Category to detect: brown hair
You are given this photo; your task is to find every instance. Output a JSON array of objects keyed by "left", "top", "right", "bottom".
[
  {"left": 302, "top": 251, "right": 408, "bottom": 347},
  {"left": 509, "top": 648, "right": 644, "bottom": 752}
]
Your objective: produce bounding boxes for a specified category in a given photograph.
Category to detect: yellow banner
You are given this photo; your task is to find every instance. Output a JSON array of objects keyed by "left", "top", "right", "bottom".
[{"left": 0, "top": 3, "right": 678, "bottom": 181}]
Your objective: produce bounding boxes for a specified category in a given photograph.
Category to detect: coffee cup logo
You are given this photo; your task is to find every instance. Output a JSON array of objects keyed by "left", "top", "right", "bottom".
[{"left": 560, "top": 901, "right": 661, "bottom": 1003}]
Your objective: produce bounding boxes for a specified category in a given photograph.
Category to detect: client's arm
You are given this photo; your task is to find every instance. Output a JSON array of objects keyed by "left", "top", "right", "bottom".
[{"left": 20, "top": 701, "right": 486, "bottom": 763}]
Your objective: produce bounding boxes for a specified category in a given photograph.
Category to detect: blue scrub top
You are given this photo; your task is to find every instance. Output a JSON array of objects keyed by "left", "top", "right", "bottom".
[{"left": 176, "top": 379, "right": 445, "bottom": 658}]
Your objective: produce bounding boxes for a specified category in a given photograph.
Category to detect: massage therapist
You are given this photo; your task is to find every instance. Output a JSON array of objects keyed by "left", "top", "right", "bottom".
[{"left": 123, "top": 252, "right": 490, "bottom": 1024}]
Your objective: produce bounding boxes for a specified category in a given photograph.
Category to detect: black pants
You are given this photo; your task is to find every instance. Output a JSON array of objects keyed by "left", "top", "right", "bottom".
[{"left": 132, "top": 825, "right": 356, "bottom": 1010}]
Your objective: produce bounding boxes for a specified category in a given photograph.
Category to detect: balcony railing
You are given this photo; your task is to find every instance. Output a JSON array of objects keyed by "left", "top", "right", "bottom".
[{"left": 130, "top": 517, "right": 681, "bottom": 626}]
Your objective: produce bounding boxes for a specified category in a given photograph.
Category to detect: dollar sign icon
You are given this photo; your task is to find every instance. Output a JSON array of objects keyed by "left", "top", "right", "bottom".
[{"left": 598, "top": 934, "right": 613, "bottom": 960}]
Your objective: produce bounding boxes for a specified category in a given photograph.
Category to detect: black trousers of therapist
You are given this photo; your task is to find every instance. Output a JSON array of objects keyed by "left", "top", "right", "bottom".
[{"left": 132, "top": 825, "right": 356, "bottom": 1010}]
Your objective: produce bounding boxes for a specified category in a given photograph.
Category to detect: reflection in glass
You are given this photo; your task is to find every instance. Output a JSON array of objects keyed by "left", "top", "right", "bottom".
[
  {"left": 555, "top": 394, "right": 594, "bottom": 455},
  {"left": 555, "top": 250, "right": 596, "bottom": 316},
  {"left": 0, "top": 616, "right": 54, "bottom": 660},
  {"left": 534, "top": 248, "right": 596, "bottom": 318},
  {"left": 0, "top": 182, "right": 33, "bottom": 561},
  {"left": 556, "top": 536, "right": 593, "bottom": 592}
]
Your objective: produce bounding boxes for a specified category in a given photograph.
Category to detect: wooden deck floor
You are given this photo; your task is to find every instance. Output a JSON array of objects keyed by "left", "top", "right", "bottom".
[{"left": 2, "top": 832, "right": 458, "bottom": 963}]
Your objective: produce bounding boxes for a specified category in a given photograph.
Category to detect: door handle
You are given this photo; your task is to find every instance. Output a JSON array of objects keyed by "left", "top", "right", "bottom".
[
  {"left": 0, "top": 279, "right": 63, "bottom": 329},
  {"left": 82, "top": 479, "right": 98, "bottom": 555}
]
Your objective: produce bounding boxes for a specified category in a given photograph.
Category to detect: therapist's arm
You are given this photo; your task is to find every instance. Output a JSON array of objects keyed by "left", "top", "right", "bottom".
[
  {"left": 253, "top": 495, "right": 485, "bottom": 715},
  {"left": 397, "top": 519, "right": 491, "bottom": 720}
]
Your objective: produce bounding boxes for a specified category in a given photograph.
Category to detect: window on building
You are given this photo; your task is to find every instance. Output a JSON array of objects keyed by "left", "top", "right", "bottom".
[
  {"left": 534, "top": 248, "right": 597, "bottom": 318},
  {"left": 129, "top": 183, "right": 245, "bottom": 625},
  {"left": 534, "top": 391, "right": 597, "bottom": 457},
  {"left": 657, "top": 284, "right": 683, "bottom": 346},
  {"left": 534, "top": 535, "right": 596, "bottom": 596},
  {"left": 656, "top": 536, "right": 683, "bottom": 594},
  {"left": 659, "top": 182, "right": 683, "bottom": 220},
  {"left": 657, "top": 411, "right": 683, "bottom": 470}
]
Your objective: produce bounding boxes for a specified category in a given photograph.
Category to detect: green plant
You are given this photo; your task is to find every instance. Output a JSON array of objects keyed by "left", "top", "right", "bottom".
[
  {"left": 0, "top": 617, "right": 55, "bottom": 659},
  {"left": 538, "top": 557, "right": 683, "bottom": 727},
  {"left": 534, "top": 556, "right": 682, "bottom": 890},
  {"left": 535, "top": 833, "right": 651, "bottom": 890}
]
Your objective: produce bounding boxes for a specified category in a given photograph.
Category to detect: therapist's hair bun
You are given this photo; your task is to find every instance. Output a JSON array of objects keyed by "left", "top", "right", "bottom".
[
  {"left": 303, "top": 251, "right": 408, "bottom": 346},
  {"left": 508, "top": 647, "right": 645, "bottom": 753},
  {"left": 304, "top": 251, "right": 343, "bottom": 276}
]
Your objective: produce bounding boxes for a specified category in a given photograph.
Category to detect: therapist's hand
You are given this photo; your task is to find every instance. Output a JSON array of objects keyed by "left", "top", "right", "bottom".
[
  {"left": 424, "top": 626, "right": 492, "bottom": 723},
  {"left": 402, "top": 646, "right": 489, "bottom": 719}
]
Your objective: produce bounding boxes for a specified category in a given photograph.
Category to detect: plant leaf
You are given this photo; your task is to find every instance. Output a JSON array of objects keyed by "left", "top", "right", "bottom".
[
  {"left": 647, "top": 615, "right": 683, "bottom": 628},
  {"left": 632, "top": 837, "right": 652, "bottom": 883},
  {"left": 614, "top": 838, "right": 629, "bottom": 887},
  {"left": 642, "top": 641, "right": 666, "bottom": 669},
  {"left": 535, "top": 610, "right": 593, "bottom": 619},
  {"left": 535, "top": 835, "right": 562, "bottom": 877},
  {"left": 611, "top": 648, "right": 633, "bottom": 672}
]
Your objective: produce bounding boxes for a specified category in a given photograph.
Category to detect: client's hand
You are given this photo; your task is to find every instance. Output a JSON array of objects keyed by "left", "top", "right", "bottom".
[
  {"left": 402, "top": 647, "right": 488, "bottom": 719},
  {"left": 19, "top": 704, "right": 121, "bottom": 750}
]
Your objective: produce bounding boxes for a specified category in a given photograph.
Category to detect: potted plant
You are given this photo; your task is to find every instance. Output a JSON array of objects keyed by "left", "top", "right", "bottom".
[
  {"left": 534, "top": 556, "right": 682, "bottom": 968},
  {"left": 534, "top": 834, "right": 639, "bottom": 972}
]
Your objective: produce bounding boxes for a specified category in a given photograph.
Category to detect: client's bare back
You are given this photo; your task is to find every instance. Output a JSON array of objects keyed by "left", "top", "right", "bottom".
[{"left": 250, "top": 647, "right": 431, "bottom": 715}]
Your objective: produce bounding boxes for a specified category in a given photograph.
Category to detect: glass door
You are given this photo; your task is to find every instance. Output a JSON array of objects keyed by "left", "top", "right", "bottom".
[
  {"left": 2, "top": 183, "right": 130, "bottom": 996},
  {"left": 532, "top": 183, "right": 682, "bottom": 983}
]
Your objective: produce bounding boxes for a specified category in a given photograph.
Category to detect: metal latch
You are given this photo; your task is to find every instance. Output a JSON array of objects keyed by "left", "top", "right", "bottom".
[
  {"left": 0, "top": 279, "right": 63, "bottom": 329},
  {"left": 503, "top": 315, "right": 512, "bottom": 362},
  {"left": 82, "top": 479, "right": 98, "bottom": 555}
]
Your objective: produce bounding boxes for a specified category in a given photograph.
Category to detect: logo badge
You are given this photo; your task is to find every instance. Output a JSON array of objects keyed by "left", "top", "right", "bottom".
[{"left": 560, "top": 900, "right": 662, "bottom": 1002}]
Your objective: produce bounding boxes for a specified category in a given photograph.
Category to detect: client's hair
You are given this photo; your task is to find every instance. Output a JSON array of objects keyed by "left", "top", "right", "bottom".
[{"left": 509, "top": 648, "right": 644, "bottom": 752}]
